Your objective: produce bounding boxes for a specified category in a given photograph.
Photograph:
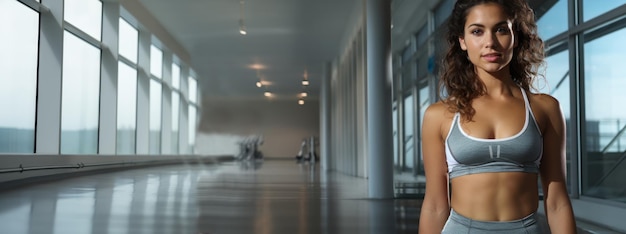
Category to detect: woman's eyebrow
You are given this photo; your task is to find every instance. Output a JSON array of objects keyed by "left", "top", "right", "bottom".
[{"left": 467, "top": 20, "right": 509, "bottom": 28}]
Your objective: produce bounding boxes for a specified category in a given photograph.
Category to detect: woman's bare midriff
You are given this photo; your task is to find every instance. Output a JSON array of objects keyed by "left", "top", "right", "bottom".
[{"left": 450, "top": 172, "right": 539, "bottom": 221}]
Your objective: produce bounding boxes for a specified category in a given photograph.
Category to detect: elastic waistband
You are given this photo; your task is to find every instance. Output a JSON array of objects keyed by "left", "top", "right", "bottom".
[{"left": 449, "top": 209, "right": 538, "bottom": 231}]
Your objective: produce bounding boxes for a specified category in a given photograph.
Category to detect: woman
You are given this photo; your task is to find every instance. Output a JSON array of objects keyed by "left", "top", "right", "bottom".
[{"left": 418, "top": 0, "right": 576, "bottom": 233}]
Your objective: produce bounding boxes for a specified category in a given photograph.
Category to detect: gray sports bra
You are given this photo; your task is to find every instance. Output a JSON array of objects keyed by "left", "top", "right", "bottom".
[{"left": 444, "top": 87, "right": 543, "bottom": 179}]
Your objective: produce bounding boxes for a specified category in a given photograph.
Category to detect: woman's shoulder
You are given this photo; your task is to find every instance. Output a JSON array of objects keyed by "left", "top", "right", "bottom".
[
  {"left": 425, "top": 101, "right": 450, "bottom": 114},
  {"left": 528, "top": 92, "right": 561, "bottom": 112},
  {"left": 527, "top": 92, "right": 564, "bottom": 130},
  {"left": 424, "top": 101, "right": 456, "bottom": 122}
]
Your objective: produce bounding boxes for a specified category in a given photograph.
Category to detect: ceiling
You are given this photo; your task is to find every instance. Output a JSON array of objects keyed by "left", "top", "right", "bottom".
[
  {"left": 135, "top": 0, "right": 553, "bottom": 102},
  {"left": 137, "top": 0, "right": 361, "bottom": 101}
]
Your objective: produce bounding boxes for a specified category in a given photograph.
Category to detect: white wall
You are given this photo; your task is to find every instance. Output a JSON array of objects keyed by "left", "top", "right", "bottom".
[{"left": 197, "top": 97, "right": 320, "bottom": 158}]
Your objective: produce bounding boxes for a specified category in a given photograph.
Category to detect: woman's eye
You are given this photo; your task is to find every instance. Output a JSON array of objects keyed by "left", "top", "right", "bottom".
[
  {"left": 496, "top": 27, "right": 510, "bottom": 33},
  {"left": 471, "top": 29, "right": 482, "bottom": 35}
]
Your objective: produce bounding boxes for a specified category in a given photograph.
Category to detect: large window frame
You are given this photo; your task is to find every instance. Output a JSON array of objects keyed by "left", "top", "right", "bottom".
[{"left": 1, "top": 0, "right": 200, "bottom": 156}]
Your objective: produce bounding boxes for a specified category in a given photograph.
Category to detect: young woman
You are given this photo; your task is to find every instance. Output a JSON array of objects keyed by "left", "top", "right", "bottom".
[{"left": 418, "top": 0, "right": 577, "bottom": 233}]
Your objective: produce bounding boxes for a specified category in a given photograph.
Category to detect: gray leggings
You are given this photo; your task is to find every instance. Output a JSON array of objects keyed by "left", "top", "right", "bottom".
[{"left": 441, "top": 209, "right": 544, "bottom": 234}]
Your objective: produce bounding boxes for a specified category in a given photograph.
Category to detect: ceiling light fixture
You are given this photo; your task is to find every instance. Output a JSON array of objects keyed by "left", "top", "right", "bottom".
[
  {"left": 255, "top": 70, "right": 263, "bottom": 87},
  {"left": 301, "top": 69, "right": 309, "bottom": 86},
  {"left": 239, "top": 1, "right": 247, "bottom": 35},
  {"left": 298, "top": 68, "right": 308, "bottom": 105},
  {"left": 264, "top": 91, "right": 271, "bottom": 97}
]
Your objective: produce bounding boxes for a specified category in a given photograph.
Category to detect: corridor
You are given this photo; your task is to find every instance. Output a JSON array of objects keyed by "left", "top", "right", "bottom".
[{"left": 0, "top": 160, "right": 420, "bottom": 234}]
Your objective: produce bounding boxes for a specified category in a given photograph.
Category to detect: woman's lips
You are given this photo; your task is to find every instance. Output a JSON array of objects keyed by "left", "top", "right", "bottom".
[{"left": 482, "top": 53, "right": 501, "bottom": 62}]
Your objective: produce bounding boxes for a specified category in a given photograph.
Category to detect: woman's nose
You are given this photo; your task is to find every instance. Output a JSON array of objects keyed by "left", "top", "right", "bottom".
[{"left": 484, "top": 32, "right": 497, "bottom": 48}]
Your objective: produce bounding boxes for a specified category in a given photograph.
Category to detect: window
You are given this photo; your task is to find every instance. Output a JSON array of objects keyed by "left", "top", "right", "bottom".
[
  {"left": 171, "top": 63, "right": 181, "bottom": 153},
  {"left": 117, "top": 61, "right": 137, "bottom": 155},
  {"left": 0, "top": 0, "right": 39, "bottom": 153},
  {"left": 415, "top": 26, "right": 428, "bottom": 48},
  {"left": 401, "top": 44, "right": 414, "bottom": 64},
  {"left": 393, "top": 103, "right": 399, "bottom": 167},
  {"left": 188, "top": 105, "right": 197, "bottom": 152},
  {"left": 537, "top": 0, "right": 568, "bottom": 40},
  {"left": 149, "top": 80, "right": 162, "bottom": 154},
  {"left": 119, "top": 18, "right": 138, "bottom": 63},
  {"left": 150, "top": 45, "right": 163, "bottom": 78},
  {"left": 64, "top": 0, "right": 102, "bottom": 40},
  {"left": 172, "top": 92, "right": 180, "bottom": 154},
  {"left": 61, "top": 31, "right": 101, "bottom": 154},
  {"left": 583, "top": 0, "right": 626, "bottom": 21},
  {"left": 537, "top": 49, "right": 572, "bottom": 187},
  {"left": 418, "top": 84, "right": 430, "bottom": 163},
  {"left": 172, "top": 63, "right": 181, "bottom": 89},
  {"left": 582, "top": 26, "right": 626, "bottom": 203},
  {"left": 403, "top": 93, "right": 414, "bottom": 170},
  {"left": 189, "top": 76, "right": 197, "bottom": 103}
]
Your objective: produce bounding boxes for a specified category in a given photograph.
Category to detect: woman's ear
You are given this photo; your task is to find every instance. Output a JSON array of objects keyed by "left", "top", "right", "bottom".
[{"left": 459, "top": 37, "right": 467, "bottom": 51}]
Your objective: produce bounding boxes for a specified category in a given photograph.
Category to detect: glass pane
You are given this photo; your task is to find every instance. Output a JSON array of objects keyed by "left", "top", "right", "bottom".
[
  {"left": 537, "top": 0, "right": 568, "bottom": 40},
  {"left": 150, "top": 80, "right": 162, "bottom": 154},
  {"left": 61, "top": 31, "right": 101, "bottom": 154},
  {"left": 418, "top": 85, "right": 430, "bottom": 176},
  {"left": 0, "top": 1, "right": 38, "bottom": 153},
  {"left": 117, "top": 62, "right": 137, "bottom": 155},
  {"left": 416, "top": 26, "right": 428, "bottom": 47},
  {"left": 189, "top": 77, "right": 197, "bottom": 103},
  {"left": 582, "top": 27, "right": 626, "bottom": 203},
  {"left": 393, "top": 105, "right": 399, "bottom": 167},
  {"left": 404, "top": 94, "right": 414, "bottom": 170},
  {"left": 64, "top": 0, "right": 102, "bottom": 40},
  {"left": 172, "top": 92, "right": 180, "bottom": 154},
  {"left": 172, "top": 63, "right": 180, "bottom": 89},
  {"left": 536, "top": 49, "right": 572, "bottom": 188},
  {"left": 402, "top": 45, "right": 413, "bottom": 64},
  {"left": 150, "top": 45, "right": 162, "bottom": 78},
  {"left": 188, "top": 105, "right": 197, "bottom": 151},
  {"left": 119, "top": 18, "right": 138, "bottom": 64},
  {"left": 583, "top": 0, "right": 626, "bottom": 21}
]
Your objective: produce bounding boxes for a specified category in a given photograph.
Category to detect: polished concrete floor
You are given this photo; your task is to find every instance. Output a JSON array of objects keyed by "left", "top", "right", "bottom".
[{"left": 0, "top": 160, "right": 420, "bottom": 234}]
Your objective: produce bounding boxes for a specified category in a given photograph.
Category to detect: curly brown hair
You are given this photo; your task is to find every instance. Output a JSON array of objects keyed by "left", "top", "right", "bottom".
[{"left": 440, "top": 0, "right": 545, "bottom": 121}]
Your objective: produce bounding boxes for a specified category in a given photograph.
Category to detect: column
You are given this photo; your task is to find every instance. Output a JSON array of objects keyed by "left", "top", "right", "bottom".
[
  {"left": 35, "top": 0, "right": 64, "bottom": 153},
  {"left": 366, "top": 0, "right": 393, "bottom": 199},
  {"left": 320, "top": 62, "right": 332, "bottom": 171}
]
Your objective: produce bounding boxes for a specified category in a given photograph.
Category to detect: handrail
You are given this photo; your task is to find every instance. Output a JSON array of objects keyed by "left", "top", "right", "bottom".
[
  {"left": 0, "top": 159, "right": 185, "bottom": 174},
  {"left": 592, "top": 150, "right": 626, "bottom": 187},
  {"left": 404, "top": 135, "right": 414, "bottom": 144},
  {"left": 551, "top": 70, "right": 569, "bottom": 95},
  {"left": 420, "top": 97, "right": 430, "bottom": 109},
  {"left": 600, "top": 122, "right": 626, "bottom": 154},
  {"left": 588, "top": 119, "right": 626, "bottom": 187}
]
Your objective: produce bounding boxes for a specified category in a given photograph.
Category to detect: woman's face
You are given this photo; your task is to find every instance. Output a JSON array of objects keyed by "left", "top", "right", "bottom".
[{"left": 459, "top": 3, "right": 516, "bottom": 77}]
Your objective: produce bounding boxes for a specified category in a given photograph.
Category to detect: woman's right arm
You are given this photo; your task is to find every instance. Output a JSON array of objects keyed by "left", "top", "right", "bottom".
[{"left": 418, "top": 103, "right": 451, "bottom": 234}]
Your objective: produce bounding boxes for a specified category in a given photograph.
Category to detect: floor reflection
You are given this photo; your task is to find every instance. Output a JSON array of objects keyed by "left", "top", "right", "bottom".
[{"left": 0, "top": 160, "right": 420, "bottom": 234}]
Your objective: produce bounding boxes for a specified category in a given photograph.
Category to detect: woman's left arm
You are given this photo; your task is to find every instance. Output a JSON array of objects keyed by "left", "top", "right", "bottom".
[{"left": 537, "top": 95, "right": 577, "bottom": 233}]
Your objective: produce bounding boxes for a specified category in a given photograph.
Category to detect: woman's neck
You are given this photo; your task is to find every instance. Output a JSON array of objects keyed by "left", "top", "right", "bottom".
[{"left": 475, "top": 70, "right": 517, "bottom": 97}]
